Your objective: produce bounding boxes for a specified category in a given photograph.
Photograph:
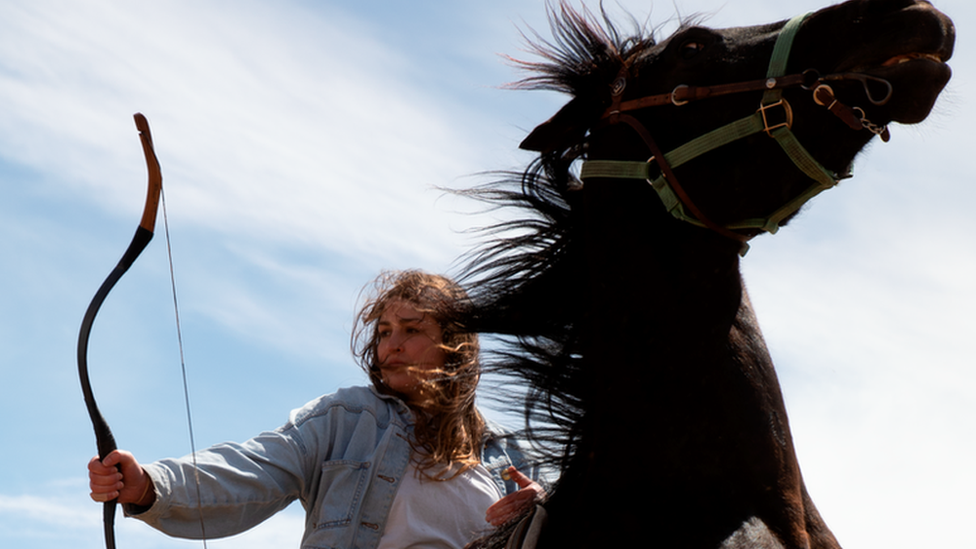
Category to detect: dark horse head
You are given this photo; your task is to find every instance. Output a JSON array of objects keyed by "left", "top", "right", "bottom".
[{"left": 461, "top": 1, "right": 953, "bottom": 548}]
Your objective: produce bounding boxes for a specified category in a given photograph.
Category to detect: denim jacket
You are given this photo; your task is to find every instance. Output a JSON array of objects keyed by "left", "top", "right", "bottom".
[{"left": 130, "top": 386, "right": 534, "bottom": 549}]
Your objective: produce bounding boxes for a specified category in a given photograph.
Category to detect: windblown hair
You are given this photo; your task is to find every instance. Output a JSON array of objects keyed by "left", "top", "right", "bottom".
[
  {"left": 351, "top": 270, "right": 483, "bottom": 479},
  {"left": 458, "top": 3, "right": 657, "bottom": 472}
]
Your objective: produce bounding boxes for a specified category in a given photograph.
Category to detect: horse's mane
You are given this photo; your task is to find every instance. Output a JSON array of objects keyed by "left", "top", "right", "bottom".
[{"left": 456, "top": 4, "right": 661, "bottom": 472}]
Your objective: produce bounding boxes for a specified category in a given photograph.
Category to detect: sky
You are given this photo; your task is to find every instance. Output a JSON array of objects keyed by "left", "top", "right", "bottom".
[{"left": 0, "top": 0, "right": 972, "bottom": 548}]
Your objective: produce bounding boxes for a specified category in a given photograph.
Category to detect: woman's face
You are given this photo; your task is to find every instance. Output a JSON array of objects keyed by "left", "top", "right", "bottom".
[{"left": 376, "top": 299, "right": 447, "bottom": 402}]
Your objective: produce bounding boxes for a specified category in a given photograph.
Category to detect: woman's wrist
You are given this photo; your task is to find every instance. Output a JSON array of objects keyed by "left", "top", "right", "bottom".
[{"left": 134, "top": 474, "right": 156, "bottom": 507}]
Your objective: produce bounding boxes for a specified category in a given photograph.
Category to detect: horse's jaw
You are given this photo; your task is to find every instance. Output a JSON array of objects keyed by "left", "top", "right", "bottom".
[
  {"left": 863, "top": 57, "right": 952, "bottom": 124},
  {"left": 812, "top": 0, "right": 955, "bottom": 125}
]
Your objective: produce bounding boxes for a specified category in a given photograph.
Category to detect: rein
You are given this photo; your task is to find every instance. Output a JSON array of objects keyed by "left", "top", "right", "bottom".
[{"left": 580, "top": 12, "right": 893, "bottom": 251}]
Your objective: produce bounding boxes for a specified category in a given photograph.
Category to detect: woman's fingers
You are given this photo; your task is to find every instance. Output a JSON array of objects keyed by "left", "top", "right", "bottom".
[
  {"left": 486, "top": 493, "right": 534, "bottom": 526},
  {"left": 88, "top": 455, "right": 123, "bottom": 502},
  {"left": 486, "top": 467, "right": 547, "bottom": 526},
  {"left": 86, "top": 450, "right": 153, "bottom": 505},
  {"left": 89, "top": 489, "right": 119, "bottom": 503},
  {"left": 88, "top": 454, "right": 116, "bottom": 475},
  {"left": 505, "top": 466, "right": 534, "bottom": 488}
]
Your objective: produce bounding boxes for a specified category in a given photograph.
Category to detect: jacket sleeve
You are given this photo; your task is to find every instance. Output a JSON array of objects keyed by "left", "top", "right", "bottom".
[{"left": 125, "top": 425, "right": 314, "bottom": 539}]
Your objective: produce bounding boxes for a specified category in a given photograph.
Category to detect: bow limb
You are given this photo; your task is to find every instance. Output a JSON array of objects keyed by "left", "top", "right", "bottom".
[{"left": 77, "top": 113, "right": 162, "bottom": 549}]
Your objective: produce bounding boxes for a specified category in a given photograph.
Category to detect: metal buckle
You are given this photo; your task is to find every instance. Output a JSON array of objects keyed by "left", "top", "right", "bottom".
[
  {"left": 758, "top": 99, "right": 793, "bottom": 136},
  {"left": 671, "top": 85, "right": 690, "bottom": 106},
  {"left": 645, "top": 155, "right": 660, "bottom": 185}
]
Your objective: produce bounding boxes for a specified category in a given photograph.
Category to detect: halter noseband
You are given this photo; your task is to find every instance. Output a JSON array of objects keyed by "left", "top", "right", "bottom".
[{"left": 580, "top": 12, "right": 892, "bottom": 251}]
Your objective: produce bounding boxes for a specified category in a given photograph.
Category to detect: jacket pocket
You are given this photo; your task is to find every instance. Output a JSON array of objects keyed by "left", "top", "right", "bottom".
[{"left": 312, "top": 460, "right": 371, "bottom": 529}]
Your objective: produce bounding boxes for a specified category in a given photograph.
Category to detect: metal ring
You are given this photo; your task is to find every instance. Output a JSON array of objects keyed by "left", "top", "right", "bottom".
[
  {"left": 801, "top": 69, "right": 822, "bottom": 90},
  {"left": 611, "top": 77, "right": 627, "bottom": 97},
  {"left": 671, "top": 85, "right": 690, "bottom": 106},
  {"left": 861, "top": 76, "right": 893, "bottom": 106},
  {"left": 645, "top": 155, "right": 660, "bottom": 185},
  {"left": 812, "top": 84, "right": 834, "bottom": 107}
]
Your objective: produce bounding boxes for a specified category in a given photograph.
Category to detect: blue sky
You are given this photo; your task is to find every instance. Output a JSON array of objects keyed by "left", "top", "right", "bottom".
[{"left": 1, "top": 1, "right": 972, "bottom": 548}]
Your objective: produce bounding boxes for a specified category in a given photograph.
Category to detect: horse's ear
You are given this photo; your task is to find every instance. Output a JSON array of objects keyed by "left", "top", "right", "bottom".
[{"left": 520, "top": 97, "right": 596, "bottom": 153}]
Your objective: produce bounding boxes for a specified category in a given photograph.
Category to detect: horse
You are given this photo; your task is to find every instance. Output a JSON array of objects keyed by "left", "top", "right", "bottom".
[{"left": 459, "top": 1, "right": 954, "bottom": 548}]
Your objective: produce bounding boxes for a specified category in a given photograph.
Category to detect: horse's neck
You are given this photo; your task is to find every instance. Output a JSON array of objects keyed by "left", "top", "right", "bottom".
[
  {"left": 577, "top": 178, "right": 746, "bottom": 359},
  {"left": 575, "top": 172, "right": 757, "bottom": 475},
  {"left": 543, "top": 180, "right": 834, "bottom": 548}
]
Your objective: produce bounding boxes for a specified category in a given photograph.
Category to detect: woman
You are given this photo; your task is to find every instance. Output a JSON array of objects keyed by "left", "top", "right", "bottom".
[{"left": 88, "top": 270, "right": 543, "bottom": 548}]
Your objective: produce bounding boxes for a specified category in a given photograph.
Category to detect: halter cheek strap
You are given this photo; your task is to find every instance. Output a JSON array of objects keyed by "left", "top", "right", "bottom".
[
  {"left": 758, "top": 12, "right": 844, "bottom": 226},
  {"left": 580, "top": 12, "right": 862, "bottom": 247}
]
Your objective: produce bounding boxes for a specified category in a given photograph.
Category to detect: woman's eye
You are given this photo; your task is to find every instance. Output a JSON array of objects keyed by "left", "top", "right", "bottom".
[{"left": 680, "top": 41, "right": 705, "bottom": 59}]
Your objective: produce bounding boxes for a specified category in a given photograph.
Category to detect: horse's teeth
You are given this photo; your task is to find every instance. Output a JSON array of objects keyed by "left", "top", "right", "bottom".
[{"left": 882, "top": 52, "right": 943, "bottom": 67}]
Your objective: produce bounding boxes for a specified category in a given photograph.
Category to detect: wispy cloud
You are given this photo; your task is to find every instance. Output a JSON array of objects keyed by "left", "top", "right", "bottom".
[
  {"left": 0, "top": 0, "right": 487, "bottom": 261},
  {"left": 0, "top": 490, "right": 306, "bottom": 548}
]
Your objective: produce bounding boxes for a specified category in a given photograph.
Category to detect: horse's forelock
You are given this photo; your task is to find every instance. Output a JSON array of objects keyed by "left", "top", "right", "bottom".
[{"left": 509, "top": 2, "right": 654, "bottom": 96}]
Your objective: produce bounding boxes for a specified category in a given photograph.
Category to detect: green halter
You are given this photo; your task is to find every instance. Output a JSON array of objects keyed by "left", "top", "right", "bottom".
[{"left": 580, "top": 12, "right": 851, "bottom": 238}]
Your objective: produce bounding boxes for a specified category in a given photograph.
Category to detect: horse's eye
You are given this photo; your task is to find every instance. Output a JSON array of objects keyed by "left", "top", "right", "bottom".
[{"left": 680, "top": 41, "right": 705, "bottom": 59}]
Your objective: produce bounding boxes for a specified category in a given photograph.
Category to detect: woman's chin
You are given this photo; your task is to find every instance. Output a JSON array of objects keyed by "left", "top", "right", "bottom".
[{"left": 382, "top": 374, "right": 420, "bottom": 399}]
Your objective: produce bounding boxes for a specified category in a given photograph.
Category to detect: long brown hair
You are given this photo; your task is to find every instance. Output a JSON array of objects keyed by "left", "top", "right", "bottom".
[{"left": 352, "top": 270, "right": 483, "bottom": 479}]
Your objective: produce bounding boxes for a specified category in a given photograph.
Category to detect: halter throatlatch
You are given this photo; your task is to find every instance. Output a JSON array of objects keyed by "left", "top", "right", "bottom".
[{"left": 580, "top": 12, "right": 893, "bottom": 250}]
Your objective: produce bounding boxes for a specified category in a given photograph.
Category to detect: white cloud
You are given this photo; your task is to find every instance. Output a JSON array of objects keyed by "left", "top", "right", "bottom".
[
  {"left": 0, "top": 0, "right": 489, "bottom": 265},
  {"left": 0, "top": 493, "right": 95, "bottom": 530},
  {"left": 0, "top": 490, "right": 306, "bottom": 549}
]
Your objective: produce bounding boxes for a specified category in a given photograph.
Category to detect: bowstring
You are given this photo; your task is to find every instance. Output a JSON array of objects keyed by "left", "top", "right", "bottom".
[{"left": 160, "top": 186, "right": 208, "bottom": 548}]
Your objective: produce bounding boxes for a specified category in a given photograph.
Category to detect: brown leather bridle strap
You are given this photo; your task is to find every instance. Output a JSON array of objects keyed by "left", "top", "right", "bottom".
[
  {"left": 602, "top": 69, "right": 892, "bottom": 130},
  {"left": 603, "top": 72, "right": 813, "bottom": 118},
  {"left": 609, "top": 112, "right": 750, "bottom": 245}
]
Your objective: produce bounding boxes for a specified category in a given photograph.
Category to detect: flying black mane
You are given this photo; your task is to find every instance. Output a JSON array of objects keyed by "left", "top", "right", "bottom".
[{"left": 457, "top": 5, "right": 661, "bottom": 471}]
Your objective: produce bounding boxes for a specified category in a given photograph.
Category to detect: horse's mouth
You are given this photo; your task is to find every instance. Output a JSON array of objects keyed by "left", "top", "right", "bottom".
[
  {"left": 880, "top": 52, "right": 946, "bottom": 67},
  {"left": 849, "top": 49, "right": 952, "bottom": 124},
  {"left": 850, "top": 50, "right": 950, "bottom": 73},
  {"left": 868, "top": 49, "right": 953, "bottom": 85}
]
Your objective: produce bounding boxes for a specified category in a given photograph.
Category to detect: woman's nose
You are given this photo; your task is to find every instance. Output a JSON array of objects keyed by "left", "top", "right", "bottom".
[{"left": 386, "top": 332, "right": 403, "bottom": 353}]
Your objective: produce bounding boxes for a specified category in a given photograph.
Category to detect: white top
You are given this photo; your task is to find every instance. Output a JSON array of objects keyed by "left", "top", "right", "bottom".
[{"left": 378, "top": 462, "right": 504, "bottom": 548}]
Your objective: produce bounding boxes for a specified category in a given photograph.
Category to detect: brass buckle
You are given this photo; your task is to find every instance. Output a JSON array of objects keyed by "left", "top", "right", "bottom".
[{"left": 758, "top": 99, "right": 793, "bottom": 137}]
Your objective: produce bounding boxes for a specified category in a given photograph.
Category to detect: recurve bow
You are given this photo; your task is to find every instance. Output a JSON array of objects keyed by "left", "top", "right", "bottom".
[{"left": 77, "top": 113, "right": 162, "bottom": 549}]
